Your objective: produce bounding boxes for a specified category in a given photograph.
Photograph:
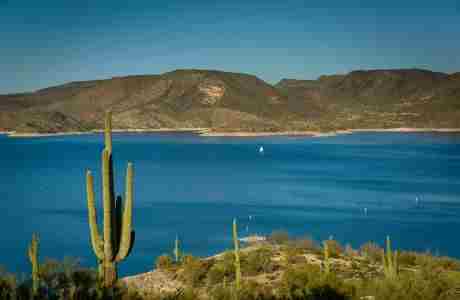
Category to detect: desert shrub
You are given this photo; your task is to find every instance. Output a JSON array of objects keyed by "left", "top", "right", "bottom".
[
  {"left": 180, "top": 255, "right": 212, "bottom": 287},
  {"left": 207, "top": 250, "right": 249, "bottom": 285},
  {"left": 210, "top": 281, "right": 276, "bottom": 300},
  {"left": 238, "top": 280, "right": 277, "bottom": 300},
  {"left": 207, "top": 263, "right": 227, "bottom": 285},
  {"left": 360, "top": 242, "right": 382, "bottom": 262},
  {"left": 360, "top": 269, "right": 459, "bottom": 300},
  {"left": 292, "top": 236, "right": 319, "bottom": 252},
  {"left": 269, "top": 230, "right": 290, "bottom": 245},
  {"left": 209, "top": 284, "right": 234, "bottom": 300},
  {"left": 156, "top": 255, "right": 173, "bottom": 270},
  {"left": 398, "top": 251, "right": 418, "bottom": 266},
  {"left": 169, "top": 287, "right": 201, "bottom": 300},
  {"left": 344, "top": 244, "right": 358, "bottom": 257},
  {"left": 280, "top": 264, "right": 320, "bottom": 296},
  {"left": 283, "top": 246, "right": 306, "bottom": 265},
  {"left": 244, "top": 248, "right": 274, "bottom": 276},
  {"left": 416, "top": 253, "right": 460, "bottom": 271},
  {"left": 433, "top": 256, "right": 460, "bottom": 271},
  {"left": 280, "top": 264, "right": 352, "bottom": 300},
  {"left": 323, "top": 239, "right": 343, "bottom": 258},
  {"left": 0, "top": 267, "right": 16, "bottom": 300}
]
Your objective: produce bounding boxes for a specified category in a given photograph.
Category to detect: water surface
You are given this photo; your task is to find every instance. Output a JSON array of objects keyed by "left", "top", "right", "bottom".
[{"left": 1, "top": 132, "right": 459, "bottom": 276}]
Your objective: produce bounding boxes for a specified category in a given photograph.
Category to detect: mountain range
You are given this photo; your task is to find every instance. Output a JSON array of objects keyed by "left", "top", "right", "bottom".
[{"left": 1, "top": 68, "right": 459, "bottom": 133}]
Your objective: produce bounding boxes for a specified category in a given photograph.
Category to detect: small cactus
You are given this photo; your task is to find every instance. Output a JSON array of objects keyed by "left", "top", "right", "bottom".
[
  {"left": 174, "top": 235, "right": 180, "bottom": 263},
  {"left": 232, "top": 218, "right": 242, "bottom": 291},
  {"left": 86, "top": 111, "right": 135, "bottom": 287},
  {"left": 27, "top": 233, "right": 40, "bottom": 295},
  {"left": 382, "top": 236, "right": 398, "bottom": 279},
  {"left": 323, "top": 240, "right": 330, "bottom": 274}
]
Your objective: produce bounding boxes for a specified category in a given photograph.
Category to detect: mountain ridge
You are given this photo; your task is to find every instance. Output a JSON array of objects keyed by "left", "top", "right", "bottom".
[{"left": 1, "top": 68, "right": 459, "bottom": 133}]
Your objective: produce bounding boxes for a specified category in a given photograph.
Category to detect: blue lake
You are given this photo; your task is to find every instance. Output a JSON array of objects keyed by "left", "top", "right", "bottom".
[{"left": 1, "top": 132, "right": 460, "bottom": 276}]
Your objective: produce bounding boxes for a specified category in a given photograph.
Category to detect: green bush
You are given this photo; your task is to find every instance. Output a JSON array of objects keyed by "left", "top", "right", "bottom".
[
  {"left": 359, "top": 269, "right": 459, "bottom": 300},
  {"left": 280, "top": 264, "right": 320, "bottom": 296},
  {"left": 238, "top": 280, "right": 277, "bottom": 300},
  {"left": 207, "top": 263, "right": 227, "bottom": 285},
  {"left": 398, "top": 251, "right": 418, "bottom": 266},
  {"left": 243, "top": 248, "right": 274, "bottom": 276},
  {"left": 280, "top": 264, "right": 352, "bottom": 300},
  {"left": 210, "top": 281, "right": 276, "bottom": 300}
]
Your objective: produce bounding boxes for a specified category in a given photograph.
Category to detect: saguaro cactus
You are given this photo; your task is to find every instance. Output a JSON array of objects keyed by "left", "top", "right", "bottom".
[
  {"left": 174, "top": 235, "right": 180, "bottom": 263},
  {"left": 28, "top": 233, "right": 40, "bottom": 295},
  {"left": 323, "top": 240, "right": 330, "bottom": 274},
  {"left": 86, "top": 111, "right": 135, "bottom": 287},
  {"left": 382, "top": 236, "right": 398, "bottom": 279},
  {"left": 232, "top": 218, "right": 242, "bottom": 291}
]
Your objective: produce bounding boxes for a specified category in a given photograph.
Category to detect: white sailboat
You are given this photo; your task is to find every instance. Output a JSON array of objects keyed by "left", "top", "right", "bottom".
[{"left": 259, "top": 146, "right": 264, "bottom": 154}]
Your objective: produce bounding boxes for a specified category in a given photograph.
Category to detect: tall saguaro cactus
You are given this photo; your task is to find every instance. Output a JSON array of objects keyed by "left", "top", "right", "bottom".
[
  {"left": 28, "top": 233, "right": 40, "bottom": 295},
  {"left": 232, "top": 218, "right": 242, "bottom": 291},
  {"left": 174, "top": 235, "right": 180, "bottom": 263},
  {"left": 382, "top": 236, "right": 398, "bottom": 279},
  {"left": 86, "top": 111, "right": 135, "bottom": 287}
]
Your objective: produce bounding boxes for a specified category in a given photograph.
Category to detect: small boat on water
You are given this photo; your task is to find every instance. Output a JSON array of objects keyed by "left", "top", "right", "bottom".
[{"left": 259, "top": 146, "right": 264, "bottom": 154}]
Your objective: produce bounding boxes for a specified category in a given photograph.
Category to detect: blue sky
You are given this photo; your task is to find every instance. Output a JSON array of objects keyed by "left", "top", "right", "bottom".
[{"left": 1, "top": 0, "right": 459, "bottom": 93}]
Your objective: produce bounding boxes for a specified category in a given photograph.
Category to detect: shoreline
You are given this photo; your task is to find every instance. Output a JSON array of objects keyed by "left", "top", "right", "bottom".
[
  {"left": 6, "top": 128, "right": 208, "bottom": 138},
  {"left": 4, "top": 127, "right": 460, "bottom": 138}
]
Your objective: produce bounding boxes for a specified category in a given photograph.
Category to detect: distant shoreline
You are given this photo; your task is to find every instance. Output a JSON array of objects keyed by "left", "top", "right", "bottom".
[{"left": 4, "top": 127, "right": 460, "bottom": 138}]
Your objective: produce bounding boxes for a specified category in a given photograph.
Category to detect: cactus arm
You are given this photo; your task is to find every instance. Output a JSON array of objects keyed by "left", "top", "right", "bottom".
[
  {"left": 233, "top": 218, "right": 241, "bottom": 290},
  {"left": 115, "top": 162, "right": 134, "bottom": 262},
  {"left": 112, "top": 195, "right": 123, "bottom": 254},
  {"left": 86, "top": 170, "right": 104, "bottom": 260},
  {"left": 102, "top": 149, "right": 114, "bottom": 261},
  {"left": 127, "top": 231, "right": 136, "bottom": 257}
]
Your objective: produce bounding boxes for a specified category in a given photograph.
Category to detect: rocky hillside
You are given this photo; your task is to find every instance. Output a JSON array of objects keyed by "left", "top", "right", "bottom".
[
  {"left": 121, "top": 237, "right": 460, "bottom": 299},
  {"left": 276, "top": 69, "right": 460, "bottom": 130},
  {"left": 1, "top": 68, "right": 460, "bottom": 133}
]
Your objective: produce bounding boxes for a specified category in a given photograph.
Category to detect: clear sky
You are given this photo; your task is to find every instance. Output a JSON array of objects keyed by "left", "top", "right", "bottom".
[{"left": 1, "top": 0, "right": 459, "bottom": 94}]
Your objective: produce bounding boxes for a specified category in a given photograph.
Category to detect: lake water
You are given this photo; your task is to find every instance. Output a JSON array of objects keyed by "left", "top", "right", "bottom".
[{"left": 1, "top": 132, "right": 460, "bottom": 276}]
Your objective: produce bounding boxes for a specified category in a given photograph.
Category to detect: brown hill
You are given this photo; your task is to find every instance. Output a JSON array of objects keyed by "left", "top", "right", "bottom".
[
  {"left": 276, "top": 68, "right": 460, "bottom": 130},
  {"left": 1, "top": 68, "right": 460, "bottom": 133}
]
